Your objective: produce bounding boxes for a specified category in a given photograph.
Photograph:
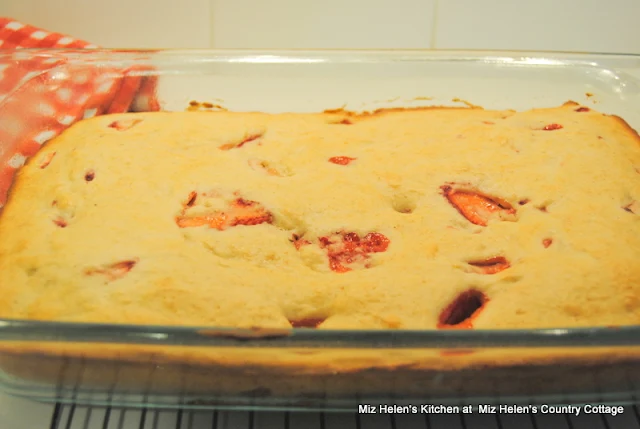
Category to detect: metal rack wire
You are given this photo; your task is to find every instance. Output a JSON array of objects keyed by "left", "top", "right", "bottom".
[
  {"left": 39, "top": 358, "right": 640, "bottom": 429},
  {"left": 48, "top": 403, "right": 640, "bottom": 429},
  {"left": 37, "top": 359, "right": 640, "bottom": 429}
]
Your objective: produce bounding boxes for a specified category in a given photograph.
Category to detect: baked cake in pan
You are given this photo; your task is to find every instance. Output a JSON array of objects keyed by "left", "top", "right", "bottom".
[{"left": 0, "top": 101, "right": 639, "bottom": 331}]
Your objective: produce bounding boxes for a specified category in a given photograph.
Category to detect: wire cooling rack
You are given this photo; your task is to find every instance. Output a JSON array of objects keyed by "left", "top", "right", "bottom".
[
  {"left": 48, "top": 403, "right": 640, "bottom": 429},
  {"left": 35, "top": 359, "right": 640, "bottom": 428}
]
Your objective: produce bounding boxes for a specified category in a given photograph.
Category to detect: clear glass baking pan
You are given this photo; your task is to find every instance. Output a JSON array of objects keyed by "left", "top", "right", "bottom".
[{"left": 1, "top": 49, "right": 640, "bottom": 411}]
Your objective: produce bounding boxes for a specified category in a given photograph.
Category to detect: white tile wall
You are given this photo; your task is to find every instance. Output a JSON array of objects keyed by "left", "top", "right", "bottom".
[
  {"left": 0, "top": 0, "right": 211, "bottom": 49},
  {"left": 435, "top": 0, "right": 640, "bottom": 54},
  {"left": 210, "top": 0, "right": 435, "bottom": 48},
  {"left": 1, "top": 0, "right": 639, "bottom": 53}
]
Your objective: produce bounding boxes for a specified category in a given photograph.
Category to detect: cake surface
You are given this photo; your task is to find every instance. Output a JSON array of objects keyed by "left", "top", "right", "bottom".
[{"left": 1, "top": 102, "right": 639, "bottom": 330}]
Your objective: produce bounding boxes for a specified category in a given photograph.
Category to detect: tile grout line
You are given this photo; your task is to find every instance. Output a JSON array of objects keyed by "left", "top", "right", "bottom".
[{"left": 430, "top": 0, "right": 439, "bottom": 49}]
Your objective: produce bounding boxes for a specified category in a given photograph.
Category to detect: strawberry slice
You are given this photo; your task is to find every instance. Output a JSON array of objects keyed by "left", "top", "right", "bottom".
[
  {"left": 290, "top": 233, "right": 311, "bottom": 250},
  {"left": 175, "top": 213, "right": 228, "bottom": 229},
  {"left": 438, "top": 290, "right": 488, "bottom": 329},
  {"left": 176, "top": 195, "right": 273, "bottom": 230},
  {"left": 541, "top": 123, "right": 563, "bottom": 131},
  {"left": 85, "top": 259, "right": 138, "bottom": 282},
  {"left": 467, "top": 256, "right": 510, "bottom": 274},
  {"left": 108, "top": 118, "right": 142, "bottom": 131},
  {"left": 184, "top": 191, "right": 197, "bottom": 207},
  {"left": 52, "top": 217, "right": 67, "bottom": 228},
  {"left": 441, "top": 185, "right": 516, "bottom": 226},
  {"left": 315, "top": 231, "right": 390, "bottom": 273},
  {"left": 329, "top": 156, "right": 356, "bottom": 165},
  {"left": 230, "top": 198, "right": 273, "bottom": 226},
  {"left": 360, "top": 232, "right": 390, "bottom": 253},
  {"left": 289, "top": 317, "right": 325, "bottom": 328},
  {"left": 219, "top": 132, "right": 264, "bottom": 150}
]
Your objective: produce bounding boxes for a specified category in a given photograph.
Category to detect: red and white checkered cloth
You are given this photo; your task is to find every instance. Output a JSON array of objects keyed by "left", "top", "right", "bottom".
[{"left": 0, "top": 17, "right": 160, "bottom": 206}]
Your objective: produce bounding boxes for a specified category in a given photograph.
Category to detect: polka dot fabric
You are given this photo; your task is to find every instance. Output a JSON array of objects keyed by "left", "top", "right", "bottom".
[{"left": 0, "top": 17, "right": 160, "bottom": 207}]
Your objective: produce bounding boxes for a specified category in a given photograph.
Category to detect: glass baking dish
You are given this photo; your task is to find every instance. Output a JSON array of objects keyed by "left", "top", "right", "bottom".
[{"left": 1, "top": 49, "right": 640, "bottom": 411}]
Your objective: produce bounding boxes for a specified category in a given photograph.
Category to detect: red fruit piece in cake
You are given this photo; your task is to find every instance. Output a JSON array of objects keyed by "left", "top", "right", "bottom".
[
  {"left": 328, "top": 156, "right": 357, "bottom": 165},
  {"left": 541, "top": 123, "right": 563, "bottom": 131},
  {"left": 85, "top": 259, "right": 138, "bottom": 281},
  {"left": 467, "top": 256, "right": 510, "bottom": 274},
  {"left": 289, "top": 317, "right": 326, "bottom": 328},
  {"left": 184, "top": 191, "right": 197, "bottom": 207},
  {"left": 108, "top": 118, "right": 142, "bottom": 131},
  {"left": 219, "top": 131, "right": 264, "bottom": 150},
  {"left": 231, "top": 198, "right": 273, "bottom": 226},
  {"left": 290, "top": 233, "right": 311, "bottom": 250},
  {"left": 441, "top": 185, "right": 516, "bottom": 226},
  {"left": 52, "top": 217, "right": 67, "bottom": 228},
  {"left": 438, "top": 289, "right": 488, "bottom": 329},
  {"left": 316, "top": 231, "right": 390, "bottom": 273},
  {"left": 176, "top": 192, "right": 273, "bottom": 230}
]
